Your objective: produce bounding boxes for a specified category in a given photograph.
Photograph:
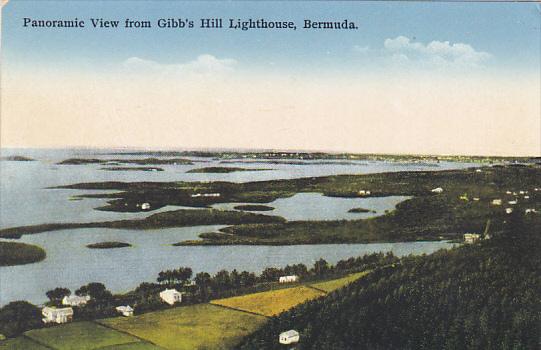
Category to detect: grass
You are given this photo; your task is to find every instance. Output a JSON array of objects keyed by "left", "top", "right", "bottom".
[
  {"left": 0, "top": 241, "right": 46, "bottom": 266},
  {"left": 24, "top": 321, "right": 145, "bottom": 350},
  {"left": 310, "top": 271, "right": 370, "bottom": 292},
  {"left": 0, "top": 336, "right": 50, "bottom": 350},
  {"left": 211, "top": 286, "right": 325, "bottom": 317},
  {"left": 99, "top": 304, "right": 267, "bottom": 350},
  {"left": 95, "top": 342, "right": 161, "bottom": 350}
]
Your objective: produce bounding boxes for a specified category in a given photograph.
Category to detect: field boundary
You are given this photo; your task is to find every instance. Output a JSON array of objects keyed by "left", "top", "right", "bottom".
[
  {"left": 20, "top": 334, "right": 56, "bottom": 350},
  {"left": 304, "top": 284, "right": 328, "bottom": 294},
  {"left": 94, "top": 320, "right": 165, "bottom": 349},
  {"left": 208, "top": 302, "right": 271, "bottom": 318}
]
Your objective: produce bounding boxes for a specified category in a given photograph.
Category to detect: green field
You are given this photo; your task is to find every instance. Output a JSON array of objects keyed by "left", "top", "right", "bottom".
[
  {"left": 211, "top": 286, "right": 325, "bottom": 317},
  {"left": 0, "top": 336, "right": 50, "bottom": 350},
  {"left": 99, "top": 304, "right": 267, "bottom": 350},
  {"left": 24, "top": 321, "right": 150, "bottom": 350},
  {"left": 310, "top": 271, "right": 370, "bottom": 292}
]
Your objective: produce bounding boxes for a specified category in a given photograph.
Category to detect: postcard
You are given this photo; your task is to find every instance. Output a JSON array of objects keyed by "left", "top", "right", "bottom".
[{"left": 0, "top": 1, "right": 539, "bottom": 349}]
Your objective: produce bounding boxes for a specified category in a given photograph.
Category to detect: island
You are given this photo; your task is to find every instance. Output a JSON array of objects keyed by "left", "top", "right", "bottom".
[
  {"left": 86, "top": 241, "right": 132, "bottom": 249},
  {"left": 233, "top": 205, "right": 275, "bottom": 211},
  {"left": 348, "top": 207, "right": 376, "bottom": 213},
  {"left": 0, "top": 241, "right": 46, "bottom": 266},
  {"left": 0, "top": 155, "right": 35, "bottom": 161},
  {"left": 101, "top": 167, "right": 164, "bottom": 172},
  {"left": 57, "top": 157, "right": 193, "bottom": 165},
  {"left": 187, "top": 167, "right": 270, "bottom": 173}
]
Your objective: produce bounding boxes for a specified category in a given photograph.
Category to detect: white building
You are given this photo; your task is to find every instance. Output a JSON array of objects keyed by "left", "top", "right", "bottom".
[
  {"left": 42, "top": 307, "right": 74, "bottom": 324},
  {"left": 358, "top": 190, "right": 371, "bottom": 196},
  {"left": 115, "top": 305, "right": 134, "bottom": 317},
  {"left": 279, "top": 330, "right": 300, "bottom": 345},
  {"left": 505, "top": 208, "right": 513, "bottom": 214},
  {"left": 62, "top": 295, "right": 90, "bottom": 307},
  {"left": 463, "top": 233, "right": 481, "bottom": 244},
  {"left": 525, "top": 208, "right": 538, "bottom": 214},
  {"left": 159, "top": 289, "right": 183, "bottom": 305},
  {"left": 279, "top": 275, "right": 299, "bottom": 283},
  {"left": 491, "top": 199, "right": 502, "bottom": 206},
  {"left": 141, "top": 203, "right": 151, "bottom": 210},
  {"left": 473, "top": 197, "right": 480, "bottom": 201},
  {"left": 431, "top": 187, "right": 444, "bottom": 193},
  {"left": 508, "top": 200, "right": 518, "bottom": 205}
]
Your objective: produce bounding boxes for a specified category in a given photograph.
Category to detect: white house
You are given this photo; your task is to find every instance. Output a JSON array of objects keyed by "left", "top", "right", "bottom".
[
  {"left": 115, "top": 305, "right": 134, "bottom": 317},
  {"left": 141, "top": 203, "right": 151, "bottom": 210},
  {"left": 358, "top": 190, "right": 371, "bottom": 196},
  {"left": 279, "top": 275, "right": 299, "bottom": 283},
  {"left": 473, "top": 197, "right": 480, "bottom": 201},
  {"left": 159, "top": 289, "right": 183, "bottom": 305},
  {"left": 505, "top": 208, "right": 513, "bottom": 214},
  {"left": 508, "top": 200, "right": 518, "bottom": 205},
  {"left": 431, "top": 187, "right": 444, "bottom": 193},
  {"left": 463, "top": 233, "right": 481, "bottom": 244},
  {"left": 491, "top": 199, "right": 502, "bottom": 206},
  {"left": 525, "top": 208, "right": 538, "bottom": 214},
  {"left": 42, "top": 307, "right": 74, "bottom": 324},
  {"left": 506, "top": 191, "right": 512, "bottom": 194},
  {"left": 62, "top": 295, "right": 90, "bottom": 307},
  {"left": 279, "top": 330, "right": 300, "bottom": 345}
]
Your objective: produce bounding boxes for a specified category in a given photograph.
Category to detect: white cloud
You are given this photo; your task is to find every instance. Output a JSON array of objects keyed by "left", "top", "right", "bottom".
[
  {"left": 383, "top": 36, "right": 491, "bottom": 68},
  {"left": 352, "top": 45, "right": 370, "bottom": 54},
  {"left": 122, "top": 54, "right": 237, "bottom": 76}
]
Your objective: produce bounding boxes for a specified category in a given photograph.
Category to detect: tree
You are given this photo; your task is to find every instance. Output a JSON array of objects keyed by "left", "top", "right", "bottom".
[
  {"left": 45, "top": 287, "right": 71, "bottom": 305},
  {"left": 313, "top": 258, "right": 329, "bottom": 276},
  {"left": 0, "top": 301, "right": 42, "bottom": 337},
  {"left": 75, "top": 282, "right": 112, "bottom": 301}
]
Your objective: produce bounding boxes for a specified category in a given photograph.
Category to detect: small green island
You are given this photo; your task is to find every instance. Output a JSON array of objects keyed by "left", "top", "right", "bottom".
[
  {"left": 58, "top": 157, "right": 193, "bottom": 165},
  {"left": 0, "top": 155, "right": 35, "bottom": 162},
  {"left": 348, "top": 207, "right": 376, "bottom": 213},
  {"left": 86, "top": 241, "right": 132, "bottom": 249},
  {"left": 233, "top": 204, "right": 275, "bottom": 211},
  {"left": 0, "top": 241, "right": 46, "bottom": 266},
  {"left": 186, "top": 167, "right": 270, "bottom": 173}
]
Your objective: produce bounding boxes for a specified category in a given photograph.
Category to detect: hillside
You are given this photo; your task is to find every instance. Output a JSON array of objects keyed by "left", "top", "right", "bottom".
[{"left": 239, "top": 214, "right": 541, "bottom": 349}]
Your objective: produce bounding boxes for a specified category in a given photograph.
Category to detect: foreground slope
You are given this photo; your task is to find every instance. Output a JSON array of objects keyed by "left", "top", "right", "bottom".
[{"left": 239, "top": 214, "right": 541, "bottom": 349}]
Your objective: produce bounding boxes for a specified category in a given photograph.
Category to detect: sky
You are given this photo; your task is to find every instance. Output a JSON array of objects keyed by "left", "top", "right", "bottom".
[{"left": 1, "top": 1, "right": 540, "bottom": 156}]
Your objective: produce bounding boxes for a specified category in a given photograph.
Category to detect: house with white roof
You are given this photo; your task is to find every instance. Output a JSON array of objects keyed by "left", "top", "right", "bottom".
[
  {"left": 279, "top": 275, "right": 299, "bottom": 283},
  {"left": 115, "top": 305, "right": 134, "bottom": 317},
  {"left": 42, "top": 307, "right": 74, "bottom": 324},
  {"left": 159, "top": 289, "right": 183, "bottom": 305},
  {"left": 463, "top": 233, "right": 481, "bottom": 244},
  {"left": 62, "top": 295, "right": 90, "bottom": 307},
  {"left": 431, "top": 187, "right": 443, "bottom": 193},
  {"left": 279, "top": 330, "right": 300, "bottom": 345}
]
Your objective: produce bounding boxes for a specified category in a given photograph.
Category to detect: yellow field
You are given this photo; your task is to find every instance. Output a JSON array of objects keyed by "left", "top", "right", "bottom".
[
  {"left": 211, "top": 286, "right": 325, "bottom": 317},
  {"left": 310, "top": 271, "right": 370, "bottom": 292},
  {"left": 99, "top": 304, "right": 266, "bottom": 350}
]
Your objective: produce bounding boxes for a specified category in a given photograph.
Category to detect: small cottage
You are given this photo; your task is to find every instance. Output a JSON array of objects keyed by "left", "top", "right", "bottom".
[
  {"left": 491, "top": 199, "right": 502, "bottom": 206},
  {"left": 42, "top": 307, "right": 74, "bottom": 324},
  {"left": 431, "top": 187, "right": 443, "bottom": 193},
  {"left": 463, "top": 233, "right": 481, "bottom": 244},
  {"left": 62, "top": 295, "right": 90, "bottom": 307},
  {"left": 159, "top": 289, "right": 183, "bottom": 305},
  {"left": 279, "top": 330, "right": 300, "bottom": 345},
  {"left": 115, "top": 305, "right": 134, "bottom": 317},
  {"left": 141, "top": 203, "right": 151, "bottom": 210},
  {"left": 505, "top": 208, "right": 513, "bottom": 214},
  {"left": 279, "top": 275, "right": 299, "bottom": 283},
  {"left": 358, "top": 190, "right": 371, "bottom": 196}
]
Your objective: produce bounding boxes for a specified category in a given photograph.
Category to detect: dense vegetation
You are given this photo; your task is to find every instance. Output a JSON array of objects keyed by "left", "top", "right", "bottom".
[
  {"left": 239, "top": 214, "right": 541, "bottom": 349},
  {"left": 86, "top": 241, "right": 132, "bottom": 249},
  {"left": 0, "top": 242, "right": 46, "bottom": 266},
  {"left": 347, "top": 207, "right": 374, "bottom": 213},
  {"left": 186, "top": 166, "right": 269, "bottom": 173},
  {"left": 100, "top": 167, "right": 164, "bottom": 172},
  {"left": 0, "top": 156, "right": 35, "bottom": 161}
]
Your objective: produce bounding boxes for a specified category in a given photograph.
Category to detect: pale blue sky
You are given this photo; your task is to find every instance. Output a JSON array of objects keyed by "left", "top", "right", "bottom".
[{"left": 2, "top": 1, "right": 540, "bottom": 75}]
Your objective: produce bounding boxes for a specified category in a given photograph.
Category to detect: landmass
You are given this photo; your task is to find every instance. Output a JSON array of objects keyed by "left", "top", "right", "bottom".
[
  {"left": 0, "top": 156, "right": 35, "bottom": 162},
  {"left": 187, "top": 167, "right": 270, "bottom": 173},
  {"left": 86, "top": 241, "right": 132, "bottom": 249},
  {"left": 0, "top": 242, "right": 46, "bottom": 266},
  {"left": 101, "top": 167, "right": 164, "bottom": 172},
  {"left": 57, "top": 157, "right": 193, "bottom": 165},
  {"left": 347, "top": 207, "right": 375, "bottom": 213},
  {"left": 233, "top": 205, "right": 275, "bottom": 211}
]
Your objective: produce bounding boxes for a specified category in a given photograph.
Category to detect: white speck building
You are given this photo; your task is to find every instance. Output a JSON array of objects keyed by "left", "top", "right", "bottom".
[
  {"left": 279, "top": 275, "right": 299, "bottom": 283},
  {"left": 279, "top": 330, "right": 300, "bottom": 345},
  {"left": 159, "top": 289, "right": 183, "bottom": 305},
  {"left": 115, "top": 305, "right": 134, "bottom": 317},
  {"left": 62, "top": 295, "right": 90, "bottom": 307},
  {"left": 431, "top": 187, "right": 444, "bottom": 193},
  {"left": 463, "top": 233, "right": 481, "bottom": 244},
  {"left": 141, "top": 203, "right": 151, "bottom": 210},
  {"left": 42, "top": 307, "right": 74, "bottom": 324}
]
